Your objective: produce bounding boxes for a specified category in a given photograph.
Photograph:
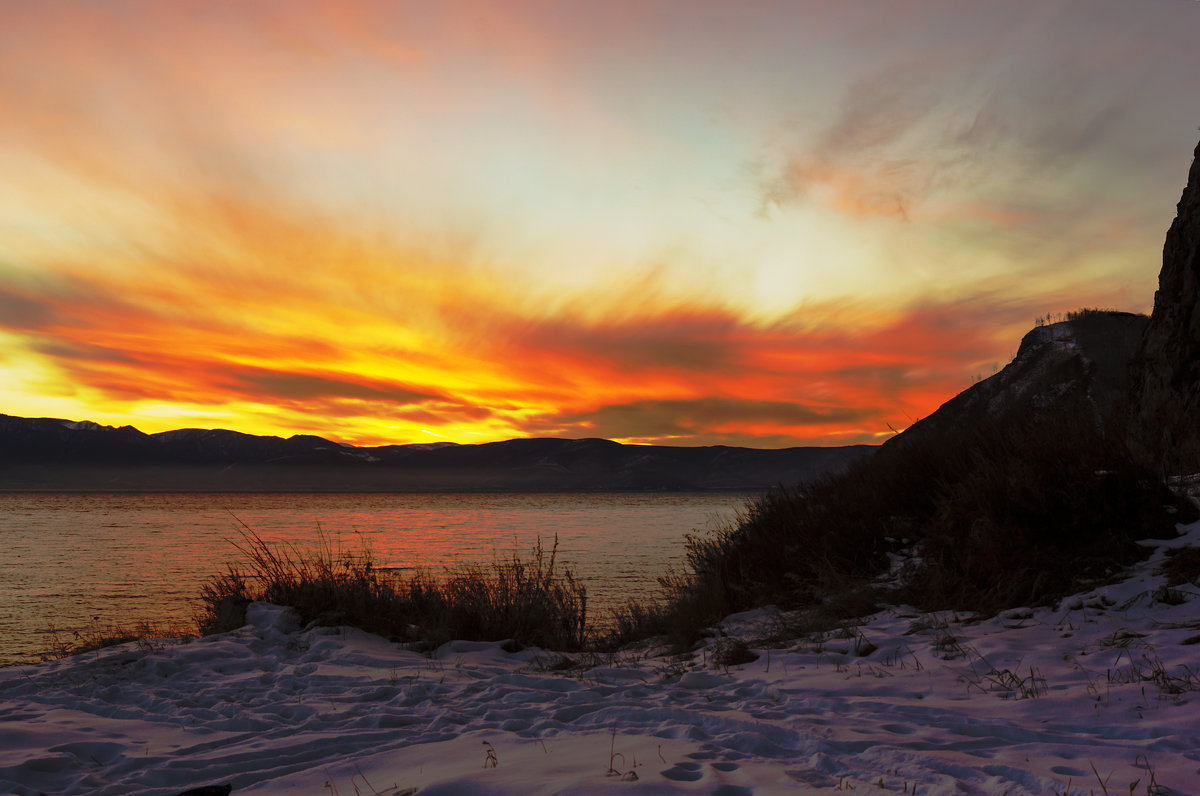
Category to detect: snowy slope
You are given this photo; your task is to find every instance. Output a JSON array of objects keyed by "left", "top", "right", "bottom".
[{"left": 4, "top": 523, "right": 1200, "bottom": 795}]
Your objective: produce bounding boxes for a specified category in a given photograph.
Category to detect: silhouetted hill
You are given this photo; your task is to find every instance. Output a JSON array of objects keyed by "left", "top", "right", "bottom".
[
  {"left": 0, "top": 414, "right": 872, "bottom": 491},
  {"left": 882, "top": 310, "right": 1147, "bottom": 451}
]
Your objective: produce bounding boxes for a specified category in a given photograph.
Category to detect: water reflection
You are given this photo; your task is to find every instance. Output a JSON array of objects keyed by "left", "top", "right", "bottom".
[{"left": 0, "top": 492, "right": 751, "bottom": 664}]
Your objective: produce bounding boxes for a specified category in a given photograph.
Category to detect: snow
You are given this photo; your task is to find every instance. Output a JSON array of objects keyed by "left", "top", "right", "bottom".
[{"left": 5, "top": 525, "right": 1200, "bottom": 795}]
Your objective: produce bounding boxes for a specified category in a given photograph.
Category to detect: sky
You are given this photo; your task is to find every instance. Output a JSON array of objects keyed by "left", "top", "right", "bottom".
[{"left": 1, "top": 0, "right": 1198, "bottom": 449}]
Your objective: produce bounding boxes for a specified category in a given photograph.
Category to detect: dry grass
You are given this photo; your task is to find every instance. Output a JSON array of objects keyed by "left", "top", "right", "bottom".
[
  {"left": 40, "top": 619, "right": 192, "bottom": 661},
  {"left": 197, "top": 525, "right": 589, "bottom": 651},
  {"left": 1161, "top": 547, "right": 1200, "bottom": 587}
]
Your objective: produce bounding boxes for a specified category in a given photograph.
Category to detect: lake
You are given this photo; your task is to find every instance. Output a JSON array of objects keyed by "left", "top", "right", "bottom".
[{"left": 0, "top": 491, "right": 754, "bottom": 665}]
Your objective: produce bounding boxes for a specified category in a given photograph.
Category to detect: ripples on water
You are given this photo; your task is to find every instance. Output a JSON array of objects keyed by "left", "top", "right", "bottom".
[{"left": 0, "top": 492, "right": 753, "bottom": 664}]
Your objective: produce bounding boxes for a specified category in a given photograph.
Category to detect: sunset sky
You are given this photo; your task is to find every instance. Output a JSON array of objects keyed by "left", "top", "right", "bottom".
[{"left": 2, "top": 1, "right": 1198, "bottom": 448}]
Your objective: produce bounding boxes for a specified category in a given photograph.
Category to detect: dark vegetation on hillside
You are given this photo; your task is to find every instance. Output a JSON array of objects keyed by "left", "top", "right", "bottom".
[
  {"left": 1033, "top": 306, "right": 1123, "bottom": 327},
  {"left": 611, "top": 404, "right": 1197, "bottom": 647}
]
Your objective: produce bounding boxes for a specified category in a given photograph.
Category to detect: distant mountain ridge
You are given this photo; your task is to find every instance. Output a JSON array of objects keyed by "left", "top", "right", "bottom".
[{"left": 0, "top": 414, "right": 873, "bottom": 491}]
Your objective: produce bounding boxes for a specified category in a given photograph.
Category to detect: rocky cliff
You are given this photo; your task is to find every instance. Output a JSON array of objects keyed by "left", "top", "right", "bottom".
[
  {"left": 883, "top": 311, "right": 1146, "bottom": 450},
  {"left": 889, "top": 138, "right": 1200, "bottom": 468},
  {"left": 1126, "top": 140, "right": 1200, "bottom": 471}
]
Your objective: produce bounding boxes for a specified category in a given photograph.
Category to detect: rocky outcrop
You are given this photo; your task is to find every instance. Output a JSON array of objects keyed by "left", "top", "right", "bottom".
[
  {"left": 891, "top": 139, "right": 1200, "bottom": 468},
  {"left": 1126, "top": 140, "right": 1200, "bottom": 471},
  {"left": 883, "top": 311, "right": 1147, "bottom": 450}
]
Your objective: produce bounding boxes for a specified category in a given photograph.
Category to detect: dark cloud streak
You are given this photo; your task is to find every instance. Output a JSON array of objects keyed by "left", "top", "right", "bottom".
[
  {"left": 222, "top": 370, "right": 445, "bottom": 406},
  {"left": 518, "top": 396, "right": 874, "bottom": 442}
]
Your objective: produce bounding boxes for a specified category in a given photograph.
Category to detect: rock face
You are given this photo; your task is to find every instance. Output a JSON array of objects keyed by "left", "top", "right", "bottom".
[
  {"left": 883, "top": 311, "right": 1147, "bottom": 450},
  {"left": 1127, "top": 140, "right": 1200, "bottom": 471}
]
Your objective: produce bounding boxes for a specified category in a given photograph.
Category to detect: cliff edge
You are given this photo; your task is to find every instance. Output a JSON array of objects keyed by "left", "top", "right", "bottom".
[
  {"left": 883, "top": 311, "right": 1146, "bottom": 451},
  {"left": 1126, "top": 140, "right": 1200, "bottom": 471}
]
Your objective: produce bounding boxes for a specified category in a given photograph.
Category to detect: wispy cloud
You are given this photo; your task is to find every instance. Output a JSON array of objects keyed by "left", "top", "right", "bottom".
[{"left": 759, "top": 0, "right": 1195, "bottom": 248}]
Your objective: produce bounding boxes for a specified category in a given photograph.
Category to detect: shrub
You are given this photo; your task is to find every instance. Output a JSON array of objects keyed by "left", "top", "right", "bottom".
[
  {"left": 899, "top": 416, "right": 1189, "bottom": 611},
  {"left": 644, "top": 405, "right": 1193, "bottom": 640},
  {"left": 710, "top": 636, "right": 758, "bottom": 667},
  {"left": 197, "top": 529, "right": 589, "bottom": 651},
  {"left": 602, "top": 575, "right": 724, "bottom": 651},
  {"left": 436, "top": 544, "right": 588, "bottom": 650},
  {"left": 1161, "top": 547, "right": 1200, "bottom": 587}
]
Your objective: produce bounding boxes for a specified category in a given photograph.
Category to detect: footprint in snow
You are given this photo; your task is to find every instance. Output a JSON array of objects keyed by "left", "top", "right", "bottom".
[
  {"left": 660, "top": 759, "right": 755, "bottom": 793},
  {"left": 661, "top": 761, "right": 704, "bottom": 781}
]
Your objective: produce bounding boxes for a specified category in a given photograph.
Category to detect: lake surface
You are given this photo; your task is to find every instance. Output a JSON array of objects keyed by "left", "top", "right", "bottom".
[{"left": 0, "top": 492, "right": 753, "bottom": 665}]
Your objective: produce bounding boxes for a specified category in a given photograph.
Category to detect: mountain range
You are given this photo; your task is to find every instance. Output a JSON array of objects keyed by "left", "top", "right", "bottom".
[{"left": 0, "top": 414, "right": 873, "bottom": 492}]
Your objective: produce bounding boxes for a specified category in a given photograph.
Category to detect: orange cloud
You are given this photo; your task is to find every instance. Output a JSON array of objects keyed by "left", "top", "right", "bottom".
[{"left": 1, "top": 204, "right": 1038, "bottom": 447}]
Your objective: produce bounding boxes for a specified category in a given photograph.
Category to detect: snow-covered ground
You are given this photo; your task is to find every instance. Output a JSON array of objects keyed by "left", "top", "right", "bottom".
[{"left": 5, "top": 524, "right": 1200, "bottom": 795}]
